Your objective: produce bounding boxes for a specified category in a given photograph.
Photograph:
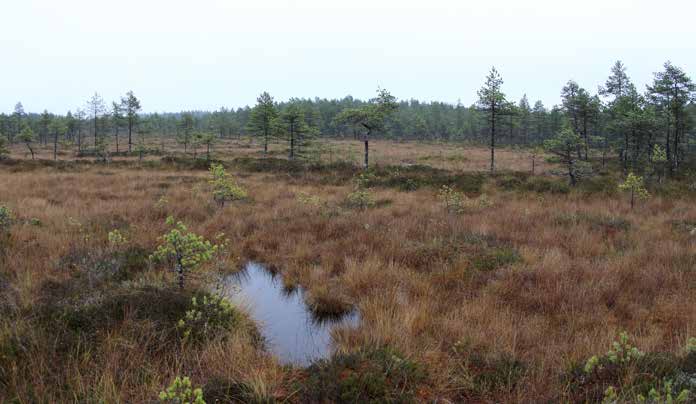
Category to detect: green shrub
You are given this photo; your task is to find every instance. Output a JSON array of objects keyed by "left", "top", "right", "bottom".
[
  {"left": 345, "top": 189, "right": 375, "bottom": 210},
  {"left": 177, "top": 293, "right": 241, "bottom": 342},
  {"left": 0, "top": 205, "right": 13, "bottom": 232},
  {"left": 568, "top": 332, "right": 694, "bottom": 402},
  {"left": 159, "top": 376, "right": 206, "bottom": 404},
  {"left": 438, "top": 185, "right": 492, "bottom": 214},
  {"left": 302, "top": 347, "right": 427, "bottom": 403},
  {"left": 344, "top": 172, "right": 376, "bottom": 210}
]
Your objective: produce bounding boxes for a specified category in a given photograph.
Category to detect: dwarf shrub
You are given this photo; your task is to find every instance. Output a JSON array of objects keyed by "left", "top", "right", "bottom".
[
  {"left": 159, "top": 376, "right": 206, "bottom": 404},
  {"left": 0, "top": 205, "right": 13, "bottom": 233},
  {"left": 177, "top": 293, "right": 240, "bottom": 342}
]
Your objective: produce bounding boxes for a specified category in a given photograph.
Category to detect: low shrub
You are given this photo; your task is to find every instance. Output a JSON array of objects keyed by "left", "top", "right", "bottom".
[
  {"left": 159, "top": 376, "right": 206, "bottom": 404},
  {"left": 567, "top": 332, "right": 694, "bottom": 403},
  {"left": 0, "top": 205, "right": 13, "bottom": 233},
  {"left": 177, "top": 293, "right": 243, "bottom": 343},
  {"left": 302, "top": 346, "right": 428, "bottom": 403},
  {"left": 438, "top": 185, "right": 492, "bottom": 214},
  {"left": 344, "top": 189, "right": 375, "bottom": 210}
]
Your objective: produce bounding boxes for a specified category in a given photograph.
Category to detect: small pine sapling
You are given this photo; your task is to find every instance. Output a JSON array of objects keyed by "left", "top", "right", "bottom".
[
  {"left": 618, "top": 172, "right": 649, "bottom": 210},
  {"left": 151, "top": 216, "right": 218, "bottom": 289},
  {"left": 208, "top": 163, "right": 246, "bottom": 207}
]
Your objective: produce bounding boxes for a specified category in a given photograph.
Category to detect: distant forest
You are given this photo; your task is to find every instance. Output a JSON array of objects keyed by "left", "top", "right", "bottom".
[{"left": 2, "top": 61, "right": 695, "bottom": 173}]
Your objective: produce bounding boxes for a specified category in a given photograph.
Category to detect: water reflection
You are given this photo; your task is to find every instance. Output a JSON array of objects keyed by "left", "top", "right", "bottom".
[{"left": 225, "top": 262, "right": 359, "bottom": 366}]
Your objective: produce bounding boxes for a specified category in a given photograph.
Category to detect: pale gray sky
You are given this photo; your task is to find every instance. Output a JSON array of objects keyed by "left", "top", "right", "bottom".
[{"left": 1, "top": 0, "right": 694, "bottom": 114}]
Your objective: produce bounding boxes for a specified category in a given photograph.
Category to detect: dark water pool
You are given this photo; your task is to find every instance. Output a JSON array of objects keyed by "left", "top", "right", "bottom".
[{"left": 225, "top": 262, "right": 359, "bottom": 366}]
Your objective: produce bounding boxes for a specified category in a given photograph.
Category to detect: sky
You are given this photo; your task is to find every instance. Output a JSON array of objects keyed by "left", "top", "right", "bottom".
[{"left": 1, "top": 0, "right": 694, "bottom": 114}]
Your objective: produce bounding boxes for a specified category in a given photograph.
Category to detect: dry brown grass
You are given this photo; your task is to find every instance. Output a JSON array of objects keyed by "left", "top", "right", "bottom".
[{"left": 1, "top": 140, "right": 695, "bottom": 402}]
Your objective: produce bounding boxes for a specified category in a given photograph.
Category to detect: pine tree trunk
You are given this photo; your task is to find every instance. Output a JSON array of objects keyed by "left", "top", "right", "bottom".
[
  {"left": 490, "top": 106, "right": 496, "bottom": 173},
  {"left": 364, "top": 137, "right": 369, "bottom": 169}
]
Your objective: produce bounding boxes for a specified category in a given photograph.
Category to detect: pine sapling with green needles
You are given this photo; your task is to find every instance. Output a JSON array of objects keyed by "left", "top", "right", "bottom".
[
  {"left": 151, "top": 216, "right": 218, "bottom": 289},
  {"left": 618, "top": 172, "right": 649, "bottom": 210}
]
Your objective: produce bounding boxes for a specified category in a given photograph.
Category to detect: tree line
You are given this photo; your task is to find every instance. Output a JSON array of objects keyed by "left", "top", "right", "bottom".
[{"left": 1, "top": 60, "right": 694, "bottom": 176}]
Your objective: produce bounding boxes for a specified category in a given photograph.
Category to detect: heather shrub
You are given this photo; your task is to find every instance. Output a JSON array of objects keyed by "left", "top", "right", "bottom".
[{"left": 177, "top": 293, "right": 242, "bottom": 342}]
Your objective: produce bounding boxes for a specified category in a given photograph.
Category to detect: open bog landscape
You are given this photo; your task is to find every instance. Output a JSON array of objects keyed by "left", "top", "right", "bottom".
[
  {"left": 2, "top": 1, "right": 696, "bottom": 402},
  {"left": 1, "top": 136, "right": 696, "bottom": 403}
]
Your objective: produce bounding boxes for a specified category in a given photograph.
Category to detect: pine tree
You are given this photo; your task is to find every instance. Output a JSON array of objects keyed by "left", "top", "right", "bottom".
[
  {"left": 335, "top": 88, "right": 398, "bottom": 169},
  {"left": 86, "top": 93, "right": 106, "bottom": 148},
  {"left": 121, "top": 91, "right": 141, "bottom": 153},
  {"left": 477, "top": 67, "right": 507, "bottom": 172},
  {"left": 247, "top": 92, "right": 278, "bottom": 155}
]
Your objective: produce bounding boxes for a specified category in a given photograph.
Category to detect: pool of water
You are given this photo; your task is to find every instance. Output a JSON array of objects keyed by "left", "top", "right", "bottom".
[{"left": 224, "top": 262, "right": 359, "bottom": 366}]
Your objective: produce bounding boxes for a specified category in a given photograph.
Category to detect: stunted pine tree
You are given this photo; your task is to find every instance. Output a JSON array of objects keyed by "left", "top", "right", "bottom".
[
  {"left": 477, "top": 67, "right": 507, "bottom": 172},
  {"left": 49, "top": 118, "right": 67, "bottom": 161},
  {"left": 247, "top": 92, "right": 277, "bottom": 155},
  {"left": 74, "top": 109, "right": 86, "bottom": 152},
  {"left": 177, "top": 113, "right": 195, "bottom": 154},
  {"left": 200, "top": 132, "right": 216, "bottom": 161},
  {"left": 18, "top": 125, "right": 36, "bottom": 160},
  {"left": 39, "top": 110, "right": 51, "bottom": 145},
  {"left": 335, "top": 87, "right": 397, "bottom": 169},
  {"left": 279, "top": 103, "right": 317, "bottom": 161},
  {"left": 121, "top": 91, "right": 141, "bottom": 153},
  {"left": 12, "top": 103, "right": 25, "bottom": 140},
  {"left": 111, "top": 102, "right": 124, "bottom": 153},
  {"left": 86, "top": 92, "right": 106, "bottom": 148},
  {"left": 544, "top": 125, "right": 591, "bottom": 186}
]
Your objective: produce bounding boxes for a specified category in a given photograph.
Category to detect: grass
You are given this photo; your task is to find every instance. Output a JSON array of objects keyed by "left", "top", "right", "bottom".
[{"left": 1, "top": 138, "right": 695, "bottom": 402}]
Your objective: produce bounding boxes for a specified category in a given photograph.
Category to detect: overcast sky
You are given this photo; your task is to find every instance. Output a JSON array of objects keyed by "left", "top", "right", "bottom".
[{"left": 1, "top": 0, "right": 694, "bottom": 114}]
